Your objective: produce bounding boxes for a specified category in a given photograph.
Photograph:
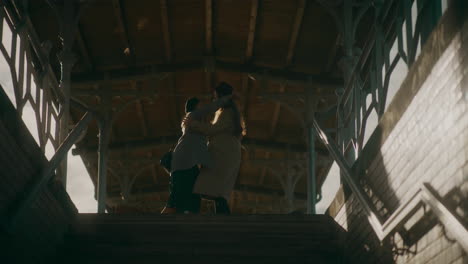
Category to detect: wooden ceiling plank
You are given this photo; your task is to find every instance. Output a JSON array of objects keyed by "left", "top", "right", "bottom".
[
  {"left": 286, "top": 0, "right": 306, "bottom": 67},
  {"left": 205, "top": 0, "right": 213, "bottom": 54},
  {"left": 111, "top": 0, "right": 133, "bottom": 58},
  {"left": 245, "top": 0, "right": 259, "bottom": 63},
  {"left": 160, "top": 0, "right": 172, "bottom": 62}
]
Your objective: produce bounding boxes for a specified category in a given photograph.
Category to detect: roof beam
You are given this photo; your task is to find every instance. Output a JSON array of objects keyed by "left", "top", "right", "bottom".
[
  {"left": 71, "top": 61, "right": 343, "bottom": 87},
  {"left": 112, "top": 0, "right": 133, "bottom": 58},
  {"left": 72, "top": 88, "right": 159, "bottom": 97},
  {"left": 285, "top": 0, "right": 306, "bottom": 67},
  {"left": 245, "top": 0, "right": 259, "bottom": 63},
  {"left": 71, "top": 137, "right": 329, "bottom": 155},
  {"left": 160, "top": 0, "right": 172, "bottom": 62}
]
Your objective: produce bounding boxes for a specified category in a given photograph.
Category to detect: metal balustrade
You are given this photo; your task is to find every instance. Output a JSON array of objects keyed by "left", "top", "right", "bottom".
[{"left": 312, "top": 0, "right": 467, "bottom": 252}]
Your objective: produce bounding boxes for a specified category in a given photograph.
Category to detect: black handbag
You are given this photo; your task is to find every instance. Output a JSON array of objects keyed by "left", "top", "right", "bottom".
[{"left": 160, "top": 149, "right": 173, "bottom": 174}]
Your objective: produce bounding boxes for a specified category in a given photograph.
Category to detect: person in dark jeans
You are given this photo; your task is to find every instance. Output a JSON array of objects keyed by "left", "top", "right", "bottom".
[
  {"left": 161, "top": 95, "right": 231, "bottom": 214},
  {"left": 169, "top": 166, "right": 200, "bottom": 214}
]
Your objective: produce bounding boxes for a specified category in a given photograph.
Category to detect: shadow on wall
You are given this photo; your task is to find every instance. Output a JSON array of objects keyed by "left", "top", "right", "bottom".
[
  {"left": 342, "top": 128, "right": 396, "bottom": 263},
  {"left": 340, "top": 1, "right": 468, "bottom": 261}
]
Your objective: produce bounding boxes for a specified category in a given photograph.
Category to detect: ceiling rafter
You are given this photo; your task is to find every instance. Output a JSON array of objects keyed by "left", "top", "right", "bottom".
[
  {"left": 160, "top": 0, "right": 172, "bottom": 62},
  {"left": 245, "top": 0, "right": 259, "bottom": 63},
  {"left": 111, "top": 0, "right": 134, "bottom": 59},
  {"left": 205, "top": 0, "right": 213, "bottom": 54},
  {"left": 285, "top": 0, "right": 306, "bottom": 67},
  {"left": 76, "top": 24, "right": 93, "bottom": 71},
  {"left": 158, "top": 0, "right": 180, "bottom": 130},
  {"left": 205, "top": 0, "right": 214, "bottom": 93}
]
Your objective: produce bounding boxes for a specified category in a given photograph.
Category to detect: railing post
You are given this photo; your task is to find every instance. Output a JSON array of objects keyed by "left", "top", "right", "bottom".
[
  {"left": 54, "top": 0, "right": 80, "bottom": 188},
  {"left": 97, "top": 105, "right": 112, "bottom": 214}
]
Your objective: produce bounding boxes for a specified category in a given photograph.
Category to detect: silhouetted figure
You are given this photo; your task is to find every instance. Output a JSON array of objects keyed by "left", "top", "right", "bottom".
[
  {"left": 185, "top": 82, "right": 245, "bottom": 215},
  {"left": 162, "top": 96, "right": 231, "bottom": 214}
]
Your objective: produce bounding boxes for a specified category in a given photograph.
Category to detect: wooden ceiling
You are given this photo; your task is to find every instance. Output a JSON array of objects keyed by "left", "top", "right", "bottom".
[{"left": 29, "top": 0, "right": 343, "bottom": 213}]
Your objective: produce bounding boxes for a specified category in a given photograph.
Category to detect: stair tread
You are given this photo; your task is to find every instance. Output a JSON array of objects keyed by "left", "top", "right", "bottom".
[{"left": 60, "top": 214, "right": 346, "bottom": 263}]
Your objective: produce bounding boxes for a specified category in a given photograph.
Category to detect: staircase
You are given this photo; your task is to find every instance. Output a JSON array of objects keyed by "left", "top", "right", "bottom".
[{"left": 59, "top": 214, "right": 347, "bottom": 264}]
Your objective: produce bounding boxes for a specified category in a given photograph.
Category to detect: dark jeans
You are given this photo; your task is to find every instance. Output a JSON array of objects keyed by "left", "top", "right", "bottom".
[
  {"left": 167, "top": 166, "right": 201, "bottom": 213},
  {"left": 214, "top": 197, "right": 231, "bottom": 215}
]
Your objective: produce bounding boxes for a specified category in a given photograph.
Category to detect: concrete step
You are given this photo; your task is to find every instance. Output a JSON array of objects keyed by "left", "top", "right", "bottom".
[{"left": 59, "top": 214, "right": 347, "bottom": 264}]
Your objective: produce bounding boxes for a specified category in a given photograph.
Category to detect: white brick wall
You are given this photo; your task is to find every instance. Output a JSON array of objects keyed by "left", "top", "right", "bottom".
[{"left": 331, "top": 9, "right": 468, "bottom": 264}]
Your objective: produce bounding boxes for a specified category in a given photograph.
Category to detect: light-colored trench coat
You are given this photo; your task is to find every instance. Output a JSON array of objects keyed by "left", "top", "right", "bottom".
[{"left": 191, "top": 108, "right": 241, "bottom": 200}]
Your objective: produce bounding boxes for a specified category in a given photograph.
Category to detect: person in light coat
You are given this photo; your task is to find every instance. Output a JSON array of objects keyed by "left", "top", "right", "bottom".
[
  {"left": 185, "top": 82, "right": 245, "bottom": 214},
  {"left": 162, "top": 95, "right": 231, "bottom": 214}
]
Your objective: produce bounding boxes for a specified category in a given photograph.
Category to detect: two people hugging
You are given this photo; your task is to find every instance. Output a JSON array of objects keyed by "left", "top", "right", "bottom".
[{"left": 161, "top": 82, "right": 246, "bottom": 215}]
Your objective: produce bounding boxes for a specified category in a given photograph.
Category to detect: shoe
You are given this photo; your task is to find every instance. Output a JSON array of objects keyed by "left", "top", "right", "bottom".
[{"left": 161, "top": 207, "right": 177, "bottom": 214}]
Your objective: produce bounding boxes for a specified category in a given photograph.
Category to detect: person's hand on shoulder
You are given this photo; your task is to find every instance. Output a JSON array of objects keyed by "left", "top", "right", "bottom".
[{"left": 182, "top": 116, "right": 192, "bottom": 128}]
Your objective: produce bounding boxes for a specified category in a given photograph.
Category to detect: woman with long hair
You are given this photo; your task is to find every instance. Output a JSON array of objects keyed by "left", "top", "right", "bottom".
[{"left": 185, "top": 82, "right": 245, "bottom": 214}]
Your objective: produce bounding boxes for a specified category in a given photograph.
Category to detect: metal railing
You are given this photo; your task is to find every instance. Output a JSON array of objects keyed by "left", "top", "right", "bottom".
[
  {"left": 313, "top": 118, "right": 468, "bottom": 252},
  {"left": 314, "top": 0, "right": 467, "bottom": 252}
]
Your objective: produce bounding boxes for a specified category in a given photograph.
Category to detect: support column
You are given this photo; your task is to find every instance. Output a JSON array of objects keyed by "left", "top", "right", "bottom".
[
  {"left": 306, "top": 85, "right": 317, "bottom": 214},
  {"left": 97, "top": 101, "right": 112, "bottom": 213},
  {"left": 306, "top": 126, "right": 316, "bottom": 214},
  {"left": 284, "top": 146, "right": 295, "bottom": 213},
  {"left": 56, "top": 0, "right": 80, "bottom": 187}
]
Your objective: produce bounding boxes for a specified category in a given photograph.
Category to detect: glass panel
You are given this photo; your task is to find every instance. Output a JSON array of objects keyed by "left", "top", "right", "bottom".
[
  {"left": 1, "top": 20, "right": 12, "bottom": 58},
  {"left": 66, "top": 148, "right": 97, "bottom": 213},
  {"left": 45, "top": 139, "right": 55, "bottom": 160},
  {"left": 21, "top": 99, "right": 40, "bottom": 144},
  {"left": 0, "top": 50, "right": 16, "bottom": 108}
]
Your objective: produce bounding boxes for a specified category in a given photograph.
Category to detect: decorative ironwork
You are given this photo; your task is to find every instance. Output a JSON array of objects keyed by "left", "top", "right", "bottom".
[
  {"left": 0, "top": 4, "right": 62, "bottom": 163},
  {"left": 322, "top": 0, "right": 444, "bottom": 163}
]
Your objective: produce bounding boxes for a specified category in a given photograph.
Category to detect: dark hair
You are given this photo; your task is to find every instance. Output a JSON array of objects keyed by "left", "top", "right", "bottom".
[
  {"left": 214, "top": 82, "right": 246, "bottom": 137},
  {"left": 185, "top": 97, "right": 200, "bottom": 113}
]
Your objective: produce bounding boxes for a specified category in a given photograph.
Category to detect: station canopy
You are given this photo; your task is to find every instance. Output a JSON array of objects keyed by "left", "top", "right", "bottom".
[{"left": 29, "top": 0, "right": 348, "bottom": 213}]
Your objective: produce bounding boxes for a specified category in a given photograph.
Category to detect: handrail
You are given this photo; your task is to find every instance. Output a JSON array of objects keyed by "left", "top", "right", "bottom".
[
  {"left": 8, "top": 111, "right": 94, "bottom": 230},
  {"left": 313, "top": 118, "right": 468, "bottom": 252}
]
